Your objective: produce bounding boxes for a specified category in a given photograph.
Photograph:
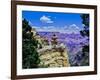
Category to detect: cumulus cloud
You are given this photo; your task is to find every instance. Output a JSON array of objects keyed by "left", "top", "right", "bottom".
[
  {"left": 32, "top": 24, "right": 80, "bottom": 34},
  {"left": 69, "top": 24, "right": 80, "bottom": 30},
  {"left": 66, "top": 24, "right": 80, "bottom": 33},
  {"left": 40, "top": 15, "right": 54, "bottom": 23},
  {"left": 58, "top": 24, "right": 80, "bottom": 34}
]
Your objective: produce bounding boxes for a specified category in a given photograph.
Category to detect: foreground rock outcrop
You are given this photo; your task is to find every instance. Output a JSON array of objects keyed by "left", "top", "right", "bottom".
[
  {"left": 37, "top": 45, "right": 70, "bottom": 68},
  {"left": 31, "top": 28, "right": 70, "bottom": 68}
]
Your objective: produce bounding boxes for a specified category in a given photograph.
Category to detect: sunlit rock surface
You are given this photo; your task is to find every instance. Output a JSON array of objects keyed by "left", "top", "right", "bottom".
[{"left": 37, "top": 45, "right": 70, "bottom": 68}]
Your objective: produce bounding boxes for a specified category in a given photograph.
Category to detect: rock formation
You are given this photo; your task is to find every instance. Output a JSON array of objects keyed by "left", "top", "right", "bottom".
[{"left": 31, "top": 28, "right": 70, "bottom": 68}]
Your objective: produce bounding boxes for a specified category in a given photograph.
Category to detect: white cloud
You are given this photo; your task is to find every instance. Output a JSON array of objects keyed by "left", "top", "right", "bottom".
[
  {"left": 32, "top": 25, "right": 58, "bottom": 32},
  {"left": 63, "top": 26, "right": 68, "bottom": 29},
  {"left": 40, "top": 15, "right": 54, "bottom": 23},
  {"left": 58, "top": 24, "right": 80, "bottom": 34},
  {"left": 66, "top": 24, "right": 80, "bottom": 33},
  {"left": 32, "top": 24, "right": 80, "bottom": 34},
  {"left": 69, "top": 24, "right": 80, "bottom": 30},
  {"left": 37, "top": 26, "right": 56, "bottom": 32}
]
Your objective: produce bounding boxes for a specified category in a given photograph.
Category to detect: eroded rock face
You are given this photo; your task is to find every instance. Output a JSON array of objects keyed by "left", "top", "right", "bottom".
[{"left": 38, "top": 47, "right": 70, "bottom": 68}]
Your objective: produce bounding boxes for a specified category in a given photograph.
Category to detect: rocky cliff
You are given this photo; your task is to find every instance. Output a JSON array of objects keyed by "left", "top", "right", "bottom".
[{"left": 37, "top": 45, "right": 70, "bottom": 68}]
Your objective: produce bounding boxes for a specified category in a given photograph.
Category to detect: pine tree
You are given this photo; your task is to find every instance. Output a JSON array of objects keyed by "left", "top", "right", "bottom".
[
  {"left": 80, "top": 14, "right": 89, "bottom": 66},
  {"left": 22, "top": 19, "right": 40, "bottom": 68}
]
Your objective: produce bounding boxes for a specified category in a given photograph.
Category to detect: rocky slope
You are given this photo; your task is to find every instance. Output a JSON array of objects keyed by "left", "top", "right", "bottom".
[{"left": 37, "top": 45, "right": 70, "bottom": 68}]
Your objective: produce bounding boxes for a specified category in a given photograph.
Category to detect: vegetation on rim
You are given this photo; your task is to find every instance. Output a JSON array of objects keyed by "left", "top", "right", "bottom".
[{"left": 22, "top": 19, "right": 40, "bottom": 68}]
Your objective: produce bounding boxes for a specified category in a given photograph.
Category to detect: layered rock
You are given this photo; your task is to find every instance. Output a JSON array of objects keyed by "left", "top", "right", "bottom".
[{"left": 38, "top": 45, "right": 70, "bottom": 68}]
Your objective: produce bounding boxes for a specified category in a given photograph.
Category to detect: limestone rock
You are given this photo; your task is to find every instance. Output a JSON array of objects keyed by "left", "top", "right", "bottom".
[{"left": 38, "top": 46, "right": 70, "bottom": 68}]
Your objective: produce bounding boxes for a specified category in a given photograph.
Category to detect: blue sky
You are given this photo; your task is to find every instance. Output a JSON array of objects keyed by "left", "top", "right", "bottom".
[{"left": 22, "top": 11, "right": 86, "bottom": 33}]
